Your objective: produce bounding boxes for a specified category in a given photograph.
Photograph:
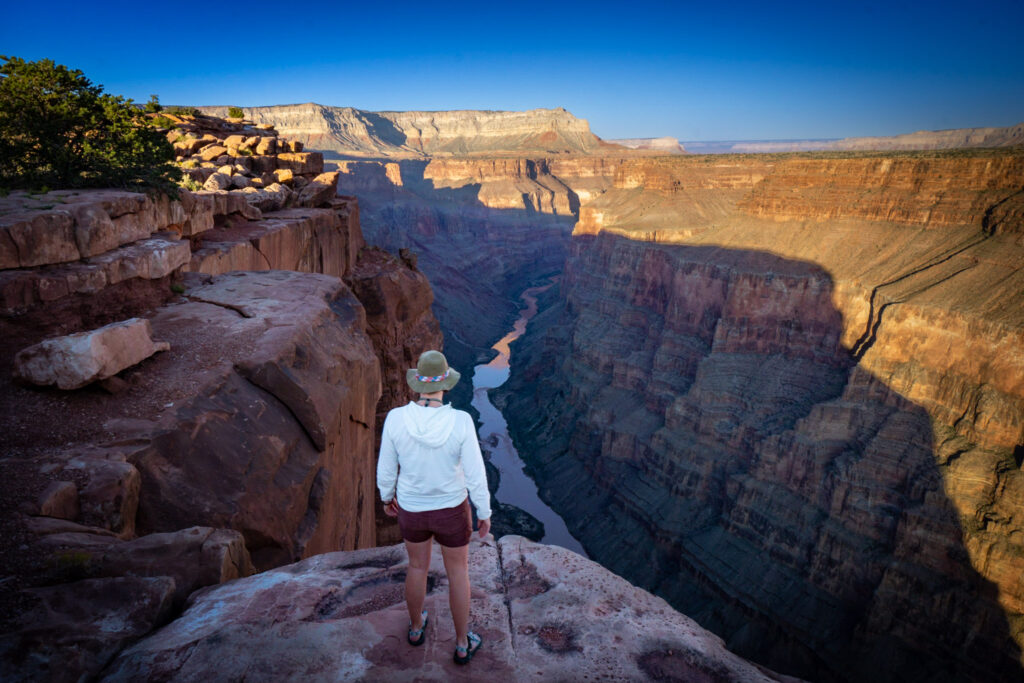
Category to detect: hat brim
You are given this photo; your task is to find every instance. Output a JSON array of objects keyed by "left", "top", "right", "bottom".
[{"left": 406, "top": 367, "right": 460, "bottom": 393}]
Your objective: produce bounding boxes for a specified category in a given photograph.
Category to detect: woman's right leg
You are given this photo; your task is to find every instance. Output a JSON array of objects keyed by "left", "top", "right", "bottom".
[
  {"left": 404, "top": 538, "right": 433, "bottom": 628},
  {"left": 440, "top": 543, "right": 470, "bottom": 648}
]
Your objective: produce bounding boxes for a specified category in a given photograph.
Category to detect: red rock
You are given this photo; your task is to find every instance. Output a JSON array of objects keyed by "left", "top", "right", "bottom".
[
  {"left": 37, "top": 480, "right": 79, "bottom": 520},
  {"left": 0, "top": 576, "right": 176, "bottom": 683},
  {"left": 100, "top": 537, "right": 791, "bottom": 683},
  {"left": 63, "top": 454, "right": 141, "bottom": 536}
]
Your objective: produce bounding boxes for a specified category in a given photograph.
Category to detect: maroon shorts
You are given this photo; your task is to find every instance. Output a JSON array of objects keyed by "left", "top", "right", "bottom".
[{"left": 397, "top": 498, "right": 472, "bottom": 547}]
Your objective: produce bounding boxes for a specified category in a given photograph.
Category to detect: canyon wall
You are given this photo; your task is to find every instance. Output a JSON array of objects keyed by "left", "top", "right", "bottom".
[
  {"left": 328, "top": 157, "right": 624, "bottom": 397},
  {"left": 500, "top": 150, "right": 1024, "bottom": 682},
  {"left": 0, "top": 174, "right": 440, "bottom": 678},
  {"left": 201, "top": 103, "right": 619, "bottom": 158}
]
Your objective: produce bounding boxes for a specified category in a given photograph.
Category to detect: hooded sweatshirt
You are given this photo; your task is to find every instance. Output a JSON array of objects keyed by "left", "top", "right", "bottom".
[{"left": 377, "top": 402, "right": 491, "bottom": 519}]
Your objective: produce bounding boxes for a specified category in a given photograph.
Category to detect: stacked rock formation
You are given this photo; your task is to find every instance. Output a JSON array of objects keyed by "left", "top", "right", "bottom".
[{"left": 0, "top": 113, "right": 442, "bottom": 680}]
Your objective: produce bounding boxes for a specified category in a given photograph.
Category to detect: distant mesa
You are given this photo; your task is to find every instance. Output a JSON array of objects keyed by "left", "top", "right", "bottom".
[
  {"left": 197, "top": 103, "right": 617, "bottom": 159},
  {"left": 608, "top": 136, "right": 687, "bottom": 154},
  {"left": 687, "top": 121, "right": 1024, "bottom": 154}
]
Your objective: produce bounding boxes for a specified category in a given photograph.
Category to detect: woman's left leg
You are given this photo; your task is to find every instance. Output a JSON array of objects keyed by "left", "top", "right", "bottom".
[{"left": 404, "top": 538, "right": 432, "bottom": 629}]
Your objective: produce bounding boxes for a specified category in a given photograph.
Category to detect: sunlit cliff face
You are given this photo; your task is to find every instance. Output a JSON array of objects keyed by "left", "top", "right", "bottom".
[{"left": 494, "top": 152, "right": 1024, "bottom": 682}]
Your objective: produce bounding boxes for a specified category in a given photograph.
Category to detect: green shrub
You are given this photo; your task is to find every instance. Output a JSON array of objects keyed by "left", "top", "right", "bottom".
[
  {"left": 151, "top": 115, "right": 174, "bottom": 129},
  {"left": 0, "top": 56, "right": 177, "bottom": 193},
  {"left": 227, "top": 106, "right": 244, "bottom": 119},
  {"left": 144, "top": 94, "right": 162, "bottom": 113},
  {"left": 168, "top": 106, "right": 197, "bottom": 117},
  {"left": 178, "top": 173, "right": 203, "bottom": 191}
]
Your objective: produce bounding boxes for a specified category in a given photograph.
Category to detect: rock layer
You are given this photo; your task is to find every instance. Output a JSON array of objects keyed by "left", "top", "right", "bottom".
[
  {"left": 100, "top": 536, "right": 797, "bottom": 682},
  {"left": 501, "top": 150, "right": 1024, "bottom": 683}
]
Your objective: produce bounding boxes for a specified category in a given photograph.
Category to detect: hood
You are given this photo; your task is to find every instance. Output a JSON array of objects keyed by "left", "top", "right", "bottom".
[{"left": 402, "top": 403, "right": 457, "bottom": 448}]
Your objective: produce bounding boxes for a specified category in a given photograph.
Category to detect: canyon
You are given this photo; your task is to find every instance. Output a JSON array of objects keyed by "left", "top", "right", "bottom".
[
  {"left": 495, "top": 151, "right": 1024, "bottom": 682},
  {"left": 3, "top": 100, "right": 1023, "bottom": 683}
]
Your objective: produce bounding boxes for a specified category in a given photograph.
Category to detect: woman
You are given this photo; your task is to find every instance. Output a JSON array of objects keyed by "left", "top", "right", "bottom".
[{"left": 377, "top": 349, "right": 491, "bottom": 665}]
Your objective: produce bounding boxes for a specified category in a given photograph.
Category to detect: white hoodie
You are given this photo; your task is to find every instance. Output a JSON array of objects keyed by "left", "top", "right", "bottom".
[{"left": 377, "top": 402, "right": 491, "bottom": 519}]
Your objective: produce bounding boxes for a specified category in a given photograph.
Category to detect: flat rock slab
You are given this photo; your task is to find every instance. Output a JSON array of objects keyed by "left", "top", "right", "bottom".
[
  {"left": 101, "top": 537, "right": 796, "bottom": 682},
  {"left": 0, "top": 575, "right": 176, "bottom": 683},
  {"left": 13, "top": 317, "right": 170, "bottom": 390}
]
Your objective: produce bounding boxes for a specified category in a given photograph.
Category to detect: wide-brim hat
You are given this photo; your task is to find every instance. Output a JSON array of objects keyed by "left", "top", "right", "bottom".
[{"left": 406, "top": 350, "right": 460, "bottom": 393}]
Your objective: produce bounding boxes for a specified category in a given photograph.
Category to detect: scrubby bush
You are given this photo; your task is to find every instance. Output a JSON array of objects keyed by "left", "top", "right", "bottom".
[
  {"left": 0, "top": 56, "right": 177, "bottom": 192},
  {"left": 144, "top": 94, "right": 162, "bottom": 113},
  {"left": 228, "top": 106, "right": 244, "bottom": 119}
]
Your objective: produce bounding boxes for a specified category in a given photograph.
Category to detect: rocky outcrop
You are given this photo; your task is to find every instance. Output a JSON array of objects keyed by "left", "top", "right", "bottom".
[
  {"left": 0, "top": 179, "right": 443, "bottom": 681},
  {"left": 501, "top": 150, "right": 1024, "bottom": 682},
  {"left": 201, "top": 103, "right": 617, "bottom": 158},
  {"left": 100, "top": 536, "right": 798, "bottom": 682}
]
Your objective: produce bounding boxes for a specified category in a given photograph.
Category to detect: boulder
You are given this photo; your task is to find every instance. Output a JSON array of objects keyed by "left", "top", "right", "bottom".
[
  {"left": 0, "top": 576, "right": 176, "bottom": 683},
  {"left": 240, "top": 183, "right": 292, "bottom": 213},
  {"left": 231, "top": 175, "right": 251, "bottom": 189},
  {"left": 198, "top": 144, "right": 228, "bottom": 162},
  {"left": 203, "top": 172, "right": 231, "bottom": 191},
  {"left": 38, "top": 480, "right": 79, "bottom": 520},
  {"left": 217, "top": 164, "right": 234, "bottom": 176},
  {"left": 272, "top": 168, "right": 294, "bottom": 185},
  {"left": 64, "top": 455, "right": 141, "bottom": 536},
  {"left": 223, "top": 135, "right": 247, "bottom": 148},
  {"left": 277, "top": 151, "right": 324, "bottom": 176},
  {"left": 297, "top": 172, "right": 340, "bottom": 208},
  {"left": 13, "top": 318, "right": 170, "bottom": 390},
  {"left": 255, "top": 137, "right": 277, "bottom": 155}
]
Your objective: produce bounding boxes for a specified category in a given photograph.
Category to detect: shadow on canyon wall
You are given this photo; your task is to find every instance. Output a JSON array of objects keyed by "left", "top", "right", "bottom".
[
  {"left": 498, "top": 232, "right": 1023, "bottom": 683},
  {"left": 334, "top": 158, "right": 577, "bottom": 409}
]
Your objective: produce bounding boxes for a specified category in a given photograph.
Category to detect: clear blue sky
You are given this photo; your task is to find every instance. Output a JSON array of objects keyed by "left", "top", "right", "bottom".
[{"left": 3, "top": 0, "right": 1022, "bottom": 141}]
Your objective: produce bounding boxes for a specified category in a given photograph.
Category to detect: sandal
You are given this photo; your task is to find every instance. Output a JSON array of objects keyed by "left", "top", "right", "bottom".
[
  {"left": 453, "top": 631, "right": 482, "bottom": 664},
  {"left": 407, "top": 610, "right": 428, "bottom": 646}
]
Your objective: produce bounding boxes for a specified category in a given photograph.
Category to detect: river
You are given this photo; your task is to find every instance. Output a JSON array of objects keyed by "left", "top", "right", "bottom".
[{"left": 471, "top": 282, "right": 587, "bottom": 556}]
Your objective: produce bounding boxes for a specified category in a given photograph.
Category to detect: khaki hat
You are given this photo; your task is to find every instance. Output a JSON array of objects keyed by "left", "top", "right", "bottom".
[{"left": 406, "top": 350, "right": 461, "bottom": 393}]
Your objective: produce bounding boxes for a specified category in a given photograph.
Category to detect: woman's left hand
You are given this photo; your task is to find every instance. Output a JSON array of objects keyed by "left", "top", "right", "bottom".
[{"left": 477, "top": 518, "right": 491, "bottom": 539}]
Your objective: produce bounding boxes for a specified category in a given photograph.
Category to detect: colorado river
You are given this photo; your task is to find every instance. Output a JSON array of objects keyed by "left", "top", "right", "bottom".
[{"left": 471, "top": 283, "right": 587, "bottom": 556}]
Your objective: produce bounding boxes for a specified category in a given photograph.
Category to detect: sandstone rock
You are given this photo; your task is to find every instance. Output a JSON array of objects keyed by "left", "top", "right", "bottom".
[
  {"left": 231, "top": 174, "right": 251, "bottom": 189},
  {"left": 14, "top": 318, "right": 170, "bottom": 390},
  {"left": 203, "top": 172, "right": 231, "bottom": 191},
  {"left": 198, "top": 144, "right": 228, "bottom": 162},
  {"left": 0, "top": 576, "right": 176, "bottom": 683},
  {"left": 249, "top": 154, "right": 278, "bottom": 174},
  {"left": 64, "top": 455, "right": 141, "bottom": 536},
  {"left": 296, "top": 171, "right": 339, "bottom": 207},
  {"left": 254, "top": 137, "right": 277, "bottom": 155},
  {"left": 288, "top": 140, "right": 303, "bottom": 152},
  {"left": 216, "top": 155, "right": 232, "bottom": 166},
  {"left": 38, "top": 480, "right": 79, "bottom": 520},
  {"left": 237, "top": 182, "right": 292, "bottom": 213},
  {"left": 129, "top": 271, "right": 380, "bottom": 567},
  {"left": 277, "top": 151, "right": 324, "bottom": 176},
  {"left": 216, "top": 164, "right": 234, "bottom": 176},
  {"left": 292, "top": 175, "right": 309, "bottom": 190},
  {"left": 100, "top": 537, "right": 789, "bottom": 682},
  {"left": 223, "top": 135, "right": 246, "bottom": 148},
  {"left": 272, "top": 168, "right": 293, "bottom": 185},
  {"left": 55, "top": 526, "right": 253, "bottom": 605}
]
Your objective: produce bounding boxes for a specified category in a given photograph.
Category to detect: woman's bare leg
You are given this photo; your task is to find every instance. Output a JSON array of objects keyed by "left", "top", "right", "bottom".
[
  {"left": 440, "top": 543, "right": 470, "bottom": 648},
  {"left": 404, "top": 539, "right": 433, "bottom": 629}
]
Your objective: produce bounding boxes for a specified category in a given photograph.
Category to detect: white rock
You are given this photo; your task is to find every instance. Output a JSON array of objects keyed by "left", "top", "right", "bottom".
[{"left": 14, "top": 318, "right": 170, "bottom": 390}]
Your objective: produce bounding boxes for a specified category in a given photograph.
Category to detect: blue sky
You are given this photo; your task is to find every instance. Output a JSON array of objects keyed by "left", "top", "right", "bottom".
[{"left": 3, "top": 1, "right": 1022, "bottom": 141}]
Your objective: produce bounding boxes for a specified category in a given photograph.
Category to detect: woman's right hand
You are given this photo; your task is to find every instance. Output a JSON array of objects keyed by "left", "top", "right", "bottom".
[
  {"left": 384, "top": 500, "right": 399, "bottom": 517},
  {"left": 477, "top": 518, "right": 491, "bottom": 539}
]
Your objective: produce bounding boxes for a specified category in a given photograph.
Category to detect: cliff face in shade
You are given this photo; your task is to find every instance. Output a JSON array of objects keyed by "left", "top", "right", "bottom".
[
  {"left": 500, "top": 150, "right": 1024, "bottom": 683},
  {"left": 200, "top": 103, "right": 619, "bottom": 158}
]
